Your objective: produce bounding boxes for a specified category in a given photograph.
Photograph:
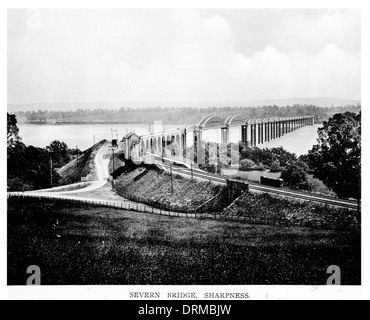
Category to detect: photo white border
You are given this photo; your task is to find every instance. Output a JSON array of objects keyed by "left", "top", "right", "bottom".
[{"left": 1, "top": 0, "right": 369, "bottom": 300}]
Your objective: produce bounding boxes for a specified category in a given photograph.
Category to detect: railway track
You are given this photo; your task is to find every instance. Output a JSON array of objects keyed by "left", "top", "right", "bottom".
[{"left": 160, "top": 162, "right": 358, "bottom": 210}]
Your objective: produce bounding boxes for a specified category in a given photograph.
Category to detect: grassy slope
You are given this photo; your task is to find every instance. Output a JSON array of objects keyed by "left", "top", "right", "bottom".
[
  {"left": 108, "top": 151, "right": 125, "bottom": 176},
  {"left": 224, "top": 192, "right": 358, "bottom": 230},
  {"left": 57, "top": 141, "right": 106, "bottom": 185},
  {"left": 114, "top": 166, "right": 227, "bottom": 212},
  {"left": 8, "top": 197, "right": 360, "bottom": 285}
]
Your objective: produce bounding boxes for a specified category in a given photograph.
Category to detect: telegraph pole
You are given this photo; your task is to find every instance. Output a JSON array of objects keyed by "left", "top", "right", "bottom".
[
  {"left": 50, "top": 158, "right": 53, "bottom": 187},
  {"left": 170, "top": 162, "right": 174, "bottom": 194},
  {"left": 112, "top": 148, "right": 115, "bottom": 175}
]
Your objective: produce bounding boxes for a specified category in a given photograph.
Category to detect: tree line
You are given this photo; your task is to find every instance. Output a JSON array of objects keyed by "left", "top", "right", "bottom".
[
  {"left": 7, "top": 113, "right": 81, "bottom": 191},
  {"left": 14, "top": 104, "right": 360, "bottom": 125}
]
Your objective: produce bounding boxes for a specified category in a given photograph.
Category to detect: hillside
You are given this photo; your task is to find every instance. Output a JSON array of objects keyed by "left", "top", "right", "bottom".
[
  {"left": 223, "top": 192, "right": 358, "bottom": 231},
  {"left": 114, "top": 164, "right": 230, "bottom": 213}
]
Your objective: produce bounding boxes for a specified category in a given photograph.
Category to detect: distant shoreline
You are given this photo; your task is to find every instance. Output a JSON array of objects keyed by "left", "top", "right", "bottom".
[{"left": 18, "top": 121, "right": 169, "bottom": 126}]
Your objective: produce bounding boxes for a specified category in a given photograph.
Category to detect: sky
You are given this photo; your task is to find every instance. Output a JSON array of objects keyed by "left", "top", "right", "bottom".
[{"left": 7, "top": 8, "right": 361, "bottom": 105}]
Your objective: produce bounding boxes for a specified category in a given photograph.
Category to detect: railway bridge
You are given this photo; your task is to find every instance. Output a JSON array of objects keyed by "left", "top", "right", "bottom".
[{"left": 122, "top": 115, "right": 314, "bottom": 165}]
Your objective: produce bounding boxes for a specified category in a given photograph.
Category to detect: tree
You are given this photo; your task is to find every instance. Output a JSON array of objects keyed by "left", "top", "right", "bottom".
[
  {"left": 7, "top": 115, "right": 60, "bottom": 191},
  {"left": 280, "top": 162, "right": 310, "bottom": 190},
  {"left": 7, "top": 113, "right": 20, "bottom": 148},
  {"left": 7, "top": 142, "right": 60, "bottom": 190},
  {"left": 298, "top": 154, "right": 314, "bottom": 171},
  {"left": 295, "top": 160, "right": 309, "bottom": 172},
  {"left": 269, "top": 147, "right": 297, "bottom": 167},
  {"left": 309, "top": 112, "right": 361, "bottom": 200},
  {"left": 47, "top": 140, "right": 70, "bottom": 167}
]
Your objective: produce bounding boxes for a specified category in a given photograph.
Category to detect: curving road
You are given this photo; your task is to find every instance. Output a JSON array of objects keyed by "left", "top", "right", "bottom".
[{"left": 14, "top": 142, "right": 114, "bottom": 197}]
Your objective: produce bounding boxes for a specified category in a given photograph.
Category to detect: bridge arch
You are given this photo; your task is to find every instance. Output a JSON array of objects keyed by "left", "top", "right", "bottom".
[
  {"left": 225, "top": 115, "right": 245, "bottom": 127},
  {"left": 225, "top": 115, "right": 245, "bottom": 144},
  {"left": 198, "top": 116, "right": 225, "bottom": 145},
  {"left": 198, "top": 115, "right": 225, "bottom": 129}
]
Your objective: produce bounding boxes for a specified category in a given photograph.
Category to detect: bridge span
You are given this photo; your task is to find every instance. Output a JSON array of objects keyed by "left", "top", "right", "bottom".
[{"left": 121, "top": 115, "right": 315, "bottom": 165}]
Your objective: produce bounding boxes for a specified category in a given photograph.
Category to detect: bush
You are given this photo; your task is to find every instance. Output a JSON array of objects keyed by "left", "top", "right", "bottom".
[
  {"left": 254, "top": 164, "right": 266, "bottom": 171},
  {"left": 223, "top": 191, "right": 358, "bottom": 231},
  {"left": 298, "top": 154, "right": 314, "bottom": 172},
  {"left": 240, "top": 159, "right": 257, "bottom": 171},
  {"left": 240, "top": 146, "right": 297, "bottom": 167},
  {"left": 269, "top": 147, "right": 297, "bottom": 167},
  {"left": 7, "top": 177, "right": 33, "bottom": 192},
  {"left": 270, "top": 161, "right": 282, "bottom": 173},
  {"left": 199, "top": 164, "right": 217, "bottom": 174},
  {"left": 295, "top": 160, "right": 309, "bottom": 172}
]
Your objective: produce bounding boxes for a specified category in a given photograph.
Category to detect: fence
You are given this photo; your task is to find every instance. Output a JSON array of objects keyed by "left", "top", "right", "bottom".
[
  {"left": 7, "top": 192, "right": 358, "bottom": 231},
  {"left": 7, "top": 192, "right": 223, "bottom": 221},
  {"left": 116, "top": 191, "right": 224, "bottom": 215}
]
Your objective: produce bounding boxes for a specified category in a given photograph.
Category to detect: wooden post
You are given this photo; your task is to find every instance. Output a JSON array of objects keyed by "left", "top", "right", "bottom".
[
  {"left": 50, "top": 158, "right": 53, "bottom": 187},
  {"left": 170, "top": 162, "right": 174, "bottom": 194}
]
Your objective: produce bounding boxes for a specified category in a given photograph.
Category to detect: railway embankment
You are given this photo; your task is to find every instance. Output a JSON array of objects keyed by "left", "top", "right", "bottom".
[
  {"left": 58, "top": 140, "right": 106, "bottom": 185},
  {"left": 113, "top": 161, "right": 238, "bottom": 213}
]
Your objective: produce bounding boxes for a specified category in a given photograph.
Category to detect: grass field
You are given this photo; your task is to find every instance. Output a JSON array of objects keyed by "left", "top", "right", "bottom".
[{"left": 8, "top": 197, "right": 361, "bottom": 285}]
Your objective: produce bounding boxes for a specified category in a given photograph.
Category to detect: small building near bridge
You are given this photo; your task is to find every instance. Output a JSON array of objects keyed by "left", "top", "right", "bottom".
[{"left": 122, "top": 132, "right": 141, "bottom": 161}]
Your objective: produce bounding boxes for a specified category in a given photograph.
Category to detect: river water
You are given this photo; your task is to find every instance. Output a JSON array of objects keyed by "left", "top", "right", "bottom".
[{"left": 17, "top": 123, "right": 322, "bottom": 156}]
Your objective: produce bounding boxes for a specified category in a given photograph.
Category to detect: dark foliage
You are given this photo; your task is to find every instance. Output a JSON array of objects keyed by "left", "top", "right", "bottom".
[
  {"left": 309, "top": 112, "right": 361, "bottom": 199},
  {"left": 7, "top": 114, "right": 81, "bottom": 190},
  {"left": 47, "top": 140, "right": 70, "bottom": 167},
  {"left": 7, "top": 113, "right": 20, "bottom": 148},
  {"left": 280, "top": 162, "right": 311, "bottom": 191},
  {"left": 7, "top": 142, "right": 60, "bottom": 190},
  {"left": 238, "top": 143, "right": 297, "bottom": 168}
]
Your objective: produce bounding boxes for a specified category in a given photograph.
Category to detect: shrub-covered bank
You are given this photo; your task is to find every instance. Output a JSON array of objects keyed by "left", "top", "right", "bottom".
[
  {"left": 58, "top": 140, "right": 106, "bottom": 185},
  {"left": 223, "top": 192, "right": 359, "bottom": 231},
  {"left": 114, "top": 163, "right": 230, "bottom": 213}
]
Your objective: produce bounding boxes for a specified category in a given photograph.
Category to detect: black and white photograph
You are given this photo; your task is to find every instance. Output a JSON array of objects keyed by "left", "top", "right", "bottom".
[{"left": 3, "top": 2, "right": 368, "bottom": 301}]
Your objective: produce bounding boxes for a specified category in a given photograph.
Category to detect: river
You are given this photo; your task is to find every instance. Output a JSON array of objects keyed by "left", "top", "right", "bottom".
[{"left": 17, "top": 123, "right": 322, "bottom": 156}]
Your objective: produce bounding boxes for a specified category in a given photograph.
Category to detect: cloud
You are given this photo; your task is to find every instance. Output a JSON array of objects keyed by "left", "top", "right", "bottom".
[
  {"left": 7, "top": 9, "right": 361, "bottom": 104},
  {"left": 274, "top": 9, "right": 361, "bottom": 53}
]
